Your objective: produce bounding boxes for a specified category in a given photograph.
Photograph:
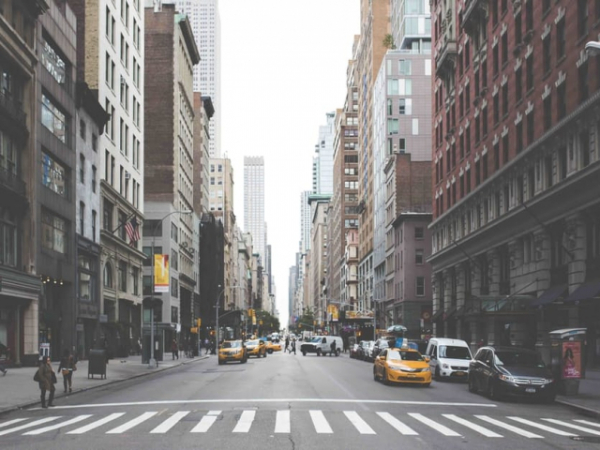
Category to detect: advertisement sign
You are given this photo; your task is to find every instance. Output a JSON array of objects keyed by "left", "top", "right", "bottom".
[
  {"left": 154, "top": 254, "right": 169, "bottom": 293},
  {"left": 562, "top": 341, "right": 582, "bottom": 379},
  {"left": 327, "top": 304, "right": 339, "bottom": 322},
  {"left": 345, "top": 310, "right": 374, "bottom": 320}
]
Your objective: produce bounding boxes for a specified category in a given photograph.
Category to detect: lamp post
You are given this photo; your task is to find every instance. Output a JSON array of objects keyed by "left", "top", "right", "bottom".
[{"left": 148, "top": 209, "right": 192, "bottom": 368}]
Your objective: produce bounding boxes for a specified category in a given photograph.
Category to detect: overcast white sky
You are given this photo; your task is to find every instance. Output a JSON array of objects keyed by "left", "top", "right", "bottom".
[{"left": 220, "top": 0, "right": 360, "bottom": 327}]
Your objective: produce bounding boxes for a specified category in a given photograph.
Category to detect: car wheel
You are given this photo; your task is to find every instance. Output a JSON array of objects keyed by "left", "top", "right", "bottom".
[
  {"left": 382, "top": 369, "right": 390, "bottom": 386},
  {"left": 316, "top": 349, "right": 322, "bottom": 357},
  {"left": 435, "top": 366, "right": 441, "bottom": 381},
  {"left": 268, "top": 349, "right": 273, "bottom": 354},
  {"left": 373, "top": 366, "right": 378, "bottom": 381},
  {"left": 302, "top": 351, "right": 306, "bottom": 356},
  {"left": 336, "top": 349, "right": 341, "bottom": 357},
  {"left": 468, "top": 375, "right": 478, "bottom": 393},
  {"left": 488, "top": 380, "right": 499, "bottom": 400}
]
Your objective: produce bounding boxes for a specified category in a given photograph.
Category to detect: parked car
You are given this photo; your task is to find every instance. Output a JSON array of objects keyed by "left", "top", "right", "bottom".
[
  {"left": 357, "top": 341, "right": 375, "bottom": 361},
  {"left": 373, "top": 347, "right": 431, "bottom": 387},
  {"left": 372, "top": 338, "right": 390, "bottom": 359},
  {"left": 349, "top": 343, "right": 361, "bottom": 359},
  {"left": 425, "top": 338, "right": 473, "bottom": 381},
  {"left": 300, "top": 336, "right": 343, "bottom": 356},
  {"left": 469, "top": 346, "right": 556, "bottom": 402}
]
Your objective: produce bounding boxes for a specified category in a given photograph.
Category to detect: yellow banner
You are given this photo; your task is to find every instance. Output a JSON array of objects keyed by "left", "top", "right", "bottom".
[
  {"left": 327, "top": 304, "right": 339, "bottom": 322},
  {"left": 154, "top": 254, "right": 169, "bottom": 292}
]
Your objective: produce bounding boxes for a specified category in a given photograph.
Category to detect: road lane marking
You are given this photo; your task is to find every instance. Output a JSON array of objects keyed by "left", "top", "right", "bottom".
[
  {"left": 443, "top": 414, "right": 503, "bottom": 438},
  {"left": 344, "top": 411, "right": 375, "bottom": 435},
  {"left": 541, "top": 419, "right": 600, "bottom": 436},
  {"left": 507, "top": 417, "right": 577, "bottom": 436},
  {"left": 23, "top": 415, "right": 93, "bottom": 435},
  {"left": 67, "top": 413, "right": 125, "bottom": 434},
  {"left": 574, "top": 420, "right": 600, "bottom": 428},
  {"left": 475, "top": 415, "right": 542, "bottom": 439},
  {"left": 106, "top": 412, "right": 157, "bottom": 434},
  {"left": 191, "top": 410, "right": 221, "bottom": 433},
  {"left": 0, "top": 417, "right": 61, "bottom": 437},
  {"left": 0, "top": 419, "right": 28, "bottom": 429},
  {"left": 275, "top": 410, "right": 290, "bottom": 433},
  {"left": 408, "top": 413, "right": 461, "bottom": 437},
  {"left": 150, "top": 411, "right": 190, "bottom": 434},
  {"left": 38, "top": 398, "right": 497, "bottom": 410},
  {"left": 232, "top": 410, "right": 255, "bottom": 433},
  {"left": 376, "top": 412, "right": 418, "bottom": 435},
  {"left": 310, "top": 410, "right": 333, "bottom": 434}
]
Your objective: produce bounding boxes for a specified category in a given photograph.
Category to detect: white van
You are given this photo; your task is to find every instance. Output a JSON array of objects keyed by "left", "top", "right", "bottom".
[
  {"left": 425, "top": 338, "right": 473, "bottom": 380},
  {"left": 300, "top": 336, "right": 343, "bottom": 356}
]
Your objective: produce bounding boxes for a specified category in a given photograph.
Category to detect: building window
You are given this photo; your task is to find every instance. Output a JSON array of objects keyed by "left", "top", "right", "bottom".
[
  {"left": 41, "top": 38, "right": 67, "bottom": 85},
  {"left": 103, "top": 199, "right": 113, "bottom": 231},
  {"left": 171, "top": 277, "right": 178, "bottom": 298},
  {"left": 544, "top": 94, "right": 552, "bottom": 131},
  {"left": 493, "top": 93, "right": 499, "bottom": 124},
  {"left": 579, "top": 62, "right": 589, "bottom": 104},
  {"left": 79, "top": 201, "right": 85, "bottom": 234},
  {"left": 556, "top": 18, "right": 566, "bottom": 60},
  {"left": 501, "top": 32, "right": 508, "bottom": 66},
  {"left": 557, "top": 83, "right": 566, "bottom": 120},
  {"left": 171, "top": 249, "right": 178, "bottom": 271},
  {"left": 515, "top": 12, "right": 522, "bottom": 44},
  {"left": 398, "top": 59, "right": 411, "bottom": 75},
  {"left": 41, "top": 210, "right": 66, "bottom": 254},
  {"left": 527, "top": 112, "right": 534, "bottom": 145},
  {"left": 416, "top": 276, "right": 425, "bottom": 297},
  {"left": 482, "top": 153, "right": 488, "bottom": 180},
  {"left": 92, "top": 165, "right": 97, "bottom": 193},
  {"left": 493, "top": 44, "right": 499, "bottom": 75},
  {"left": 78, "top": 255, "right": 94, "bottom": 301},
  {"left": 132, "top": 266, "right": 139, "bottom": 296},
  {"left": 41, "top": 152, "right": 67, "bottom": 197},
  {"left": 118, "top": 260, "right": 127, "bottom": 292},
  {"left": 415, "top": 227, "right": 424, "bottom": 240},
  {"left": 515, "top": 68, "right": 522, "bottom": 103},
  {"left": 502, "top": 84, "right": 508, "bottom": 117},
  {"left": 579, "top": 0, "right": 589, "bottom": 38},
  {"left": 0, "top": 207, "right": 17, "bottom": 267},
  {"left": 41, "top": 94, "right": 67, "bottom": 143},
  {"left": 79, "top": 154, "right": 85, "bottom": 183},
  {"left": 526, "top": 54, "right": 534, "bottom": 92},
  {"left": 516, "top": 122, "right": 523, "bottom": 154},
  {"left": 118, "top": 210, "right": 127, "bottom": 241},
  {"left": 92, "top": 210, "right": 97, "bottom": 242},
  {"left": 543, "top": 34, "right": 551, "bottom": 75},
  {"left": 415, "top": 249, "right": 424, "bottom": 265}
]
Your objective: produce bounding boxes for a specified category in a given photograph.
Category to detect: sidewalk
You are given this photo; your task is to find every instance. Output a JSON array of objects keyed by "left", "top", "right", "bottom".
[
  {"left": 0, "top": 353, "right": 209, "bottom": 414},
  {"left": 556, "top": 369, "right": 600, "bottom": 418}
]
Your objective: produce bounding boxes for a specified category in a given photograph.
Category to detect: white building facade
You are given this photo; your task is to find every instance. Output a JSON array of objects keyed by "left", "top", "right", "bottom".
[
  {"left": 243, "top": 156, "right": 266, "bottom": 261},
  {"left": 312, "top": 112, "right": 335, "bottom": 195}
]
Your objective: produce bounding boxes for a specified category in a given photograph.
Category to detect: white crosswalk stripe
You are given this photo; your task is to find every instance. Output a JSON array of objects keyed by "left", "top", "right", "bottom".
[
  {"left": 507, "top": 417, "right": 577, "bottom": 436},
  {"left": 541, "top": 419, "right": 600, "bottom": 436},
  {"left": 191, "top": 410, "right": 221, "bottom": 433},
  {"left": 0, "top": 419, "right": 28, "bottom": 429},
  {"left": 344, "top": 411, "right": 376, "bottom": 435},
  {"left": 575, "top": 419, "right": 600, "bottom": 429},
  {"left": 106, "top": 412, "right": 158, "bottom": 434},
  {"left": 310, "top": 410, "right": 333, "bottom": 434},
  {"left": 232, "top": 410, "right": 255, "bottom": 433},
  {"left": 443, "top": 414, "right": 503, "bottom": 437},
  {"left": 23, "top": 415, "right": 93, "bottom": 435},
  {"left": 376, "top": 412, "right": 418, "bottom": 435},
  {"left": 274, "top": 410, "right": 290, "bottom": 433},
  {"left": 0, "top": 417, "right": 61, "bottom": 437},
  {"left": 67, "top": 413, "right": 125, "bottom": 434},
  {"left": 475, "top": 415, "right": 543, "bottom": 439},
  {"left": 151, "top": 411, "right": 190, "bottom": 434},
  {"left": 408, "top": 412, "right": 461, "bottom": 436}
]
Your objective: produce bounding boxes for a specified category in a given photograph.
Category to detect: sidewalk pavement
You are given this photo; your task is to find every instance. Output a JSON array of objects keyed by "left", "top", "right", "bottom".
[
  {"left": 0, "top": 353, "right": 210, "bottom": 415},
  {"left": 555, "top": 368, "right": 600, "bottom": 419}
]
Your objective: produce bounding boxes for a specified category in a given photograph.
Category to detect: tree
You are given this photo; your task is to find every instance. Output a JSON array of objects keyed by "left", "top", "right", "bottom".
[{"left": 383, "top": 34, "right": 396, "bottom": 50}]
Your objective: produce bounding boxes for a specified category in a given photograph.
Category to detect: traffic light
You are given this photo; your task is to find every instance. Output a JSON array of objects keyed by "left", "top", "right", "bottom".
[{"left": 196, "top": 318, "right": 202, "bottom": 328}]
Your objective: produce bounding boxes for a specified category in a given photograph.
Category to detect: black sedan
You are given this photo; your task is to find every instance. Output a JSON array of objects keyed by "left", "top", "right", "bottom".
[{"left": 468, "top": 346, "right": 556, "bottom": 402}]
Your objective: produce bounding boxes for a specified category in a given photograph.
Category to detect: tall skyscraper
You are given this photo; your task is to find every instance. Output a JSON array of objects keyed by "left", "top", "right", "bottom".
[
  {"left": 312, "top": 112, "right": 335, "bottom": 195},
  {"left": 300, "top": 190, "right": 312, "bottom": 253},
  {"left": 175, "top": 0, "right": 222, "bottom": 157},
  {"left": 244, "top": 156, "right": 266, "bottom": 261}
]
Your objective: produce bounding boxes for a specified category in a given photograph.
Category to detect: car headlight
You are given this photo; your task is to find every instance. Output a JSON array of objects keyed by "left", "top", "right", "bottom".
[
  {"left": 388, "top": 364, "right": 412, "bottom": 372},
  {"left": 498, "top": 374, "right": 516, "bottom": 383},
  {"left": 541, "top": 378, "right": 554, "bottom": 384},
  {"left": 422, "top": 367, "right": 431, "bottom": 372},
  {"left": 442, "top": 364, "right": 449, "bottom": 369}
]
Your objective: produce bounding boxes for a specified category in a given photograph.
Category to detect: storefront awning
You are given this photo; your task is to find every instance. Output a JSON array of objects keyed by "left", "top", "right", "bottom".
[
  {"left": 564, "top": 281, "right": 600, "bottom": 303},
  {"left": 531, "top": 285, "right": 568, "bottom": 307}
]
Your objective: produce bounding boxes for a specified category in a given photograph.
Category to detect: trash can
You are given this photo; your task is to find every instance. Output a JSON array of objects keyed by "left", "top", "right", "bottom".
[
  {"left": 549, "top": 328, "right": 586, "bottom": 395},
  {"left": 88, "top": 349, "right": 107, "bottom": 379}
]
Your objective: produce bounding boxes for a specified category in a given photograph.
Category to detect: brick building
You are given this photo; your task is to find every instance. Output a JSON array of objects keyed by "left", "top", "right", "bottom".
[{"left": 430, "top": 0, "right": 600, "bottom": 366}]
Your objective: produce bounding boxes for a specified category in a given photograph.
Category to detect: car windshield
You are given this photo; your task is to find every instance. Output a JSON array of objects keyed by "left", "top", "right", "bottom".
[
  {"left": 494, "top": 350, "right": 546, "bottom": 368},
  {"left": 311, "top": 337, "right": 322, "bottom": 343},
  {"left": 388, "top": 350, "right": 424, "bottom": 361},
  {"left": 439, "top": 345, "right": 472, "bottom": 360},
  {"left": 222, "top": 341, "right": 241, "bottom": 349},
  {"left": 246, "top": 340, "right": 259, "bottom": 346}
]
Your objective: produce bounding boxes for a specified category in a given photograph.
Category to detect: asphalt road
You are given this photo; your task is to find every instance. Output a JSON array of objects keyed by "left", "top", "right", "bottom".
[{"left": 1, "top": 350, "right": 599, "bottom": 450}]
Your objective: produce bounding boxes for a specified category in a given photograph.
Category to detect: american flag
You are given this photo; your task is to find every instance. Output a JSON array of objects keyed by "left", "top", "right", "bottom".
[{"left": 125, "top": 217, "right": 141, "bottom": 245}]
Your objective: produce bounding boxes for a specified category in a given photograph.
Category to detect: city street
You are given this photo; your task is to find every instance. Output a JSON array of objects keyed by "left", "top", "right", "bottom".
[{"left": 1, "top": 352, "right": 599, "bottom": 449}]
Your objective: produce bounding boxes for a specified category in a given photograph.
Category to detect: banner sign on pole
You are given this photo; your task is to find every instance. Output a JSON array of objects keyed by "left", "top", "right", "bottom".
[
  {"left": 327, "top": 304, "right": 339, "bottom": 322},
  {"left": 154, "top": 254, "right": 169, "bottom": 293}
]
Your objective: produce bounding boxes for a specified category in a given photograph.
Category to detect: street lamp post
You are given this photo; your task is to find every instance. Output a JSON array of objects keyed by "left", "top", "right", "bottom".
[{"left": 148, "top": 209, "right": 192, "bottom": 368}]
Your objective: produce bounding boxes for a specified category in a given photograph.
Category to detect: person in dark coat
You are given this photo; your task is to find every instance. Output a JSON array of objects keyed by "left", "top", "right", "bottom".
[
  {"left": 171, "top": 339, "right": 179, "bottom": 360},
  {"left": 58, "top": 349, "right": 75, "bottom": 393},
  {"left": 329, "top": 339, "right": 337, "bottom": 356},
  {"left": 37, "top": 356, "right": 56, "bottom": 408}
]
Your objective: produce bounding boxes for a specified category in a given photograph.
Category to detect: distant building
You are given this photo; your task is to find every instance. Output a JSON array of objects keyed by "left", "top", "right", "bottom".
[{"left": 244, "top": 156, "right": 266, "bottom": 261}]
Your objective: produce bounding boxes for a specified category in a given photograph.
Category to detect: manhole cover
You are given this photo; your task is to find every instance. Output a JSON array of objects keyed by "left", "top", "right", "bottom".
[{"left": 571, "top": 436, "right": 600, "bottom": 443}]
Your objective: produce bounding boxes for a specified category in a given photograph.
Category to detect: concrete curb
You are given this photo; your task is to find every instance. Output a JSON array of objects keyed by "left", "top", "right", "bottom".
[
  {"left": 556, "top": 398, "right": 600, "bottom": 420},
  {"left": 0, "top": 355, "right": 209, "bottom": 416}
]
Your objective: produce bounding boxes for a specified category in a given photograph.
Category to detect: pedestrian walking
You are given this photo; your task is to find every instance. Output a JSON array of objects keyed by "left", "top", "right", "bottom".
[
  {"left": 284, "top": 336, "right": 290, "bottom": 353},
  {"left": 343, "top": 337, "right": 349, "bottom": 354},
  {"left": 57, "top": 349, "right": 76, "bottom": 393},
  {"left": 290, "top": 338, "right": 296, "bottom": 355},
  {"left": 329, "top": 339, "right": 337, "bottom": 356},
  {"left": 171, "top": 339, "right": 179, "bottom": 360},
  {"left": 36, "top": 356, "right": 56, "bottom": 408},
  {"left": 0, "top": 362, "right": 6, "bottom": 376}
]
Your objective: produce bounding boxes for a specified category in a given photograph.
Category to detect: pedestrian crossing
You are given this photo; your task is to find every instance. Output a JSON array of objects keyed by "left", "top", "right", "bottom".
[{"left": 1, "top": 409, "right": 598, "bottom": 440}]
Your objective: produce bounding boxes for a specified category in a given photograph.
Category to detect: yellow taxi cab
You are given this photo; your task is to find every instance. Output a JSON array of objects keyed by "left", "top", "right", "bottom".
[
  {"left": 245, "top": 339, "right": 267, "bottom": 358},
  {"left": 373, "top": 346, "right": 432, "bottom": 387},
  {"left": 218, "top": 340, "right": 248, "bottom": 365},
  {"left": 265, "top": 339, "right": 282, "bottom": 354}
]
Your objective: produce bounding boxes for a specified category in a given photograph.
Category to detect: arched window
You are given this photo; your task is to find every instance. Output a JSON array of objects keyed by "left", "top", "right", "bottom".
[{"left": 103, "top": 262, "right": 113, "bottom": 288}]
